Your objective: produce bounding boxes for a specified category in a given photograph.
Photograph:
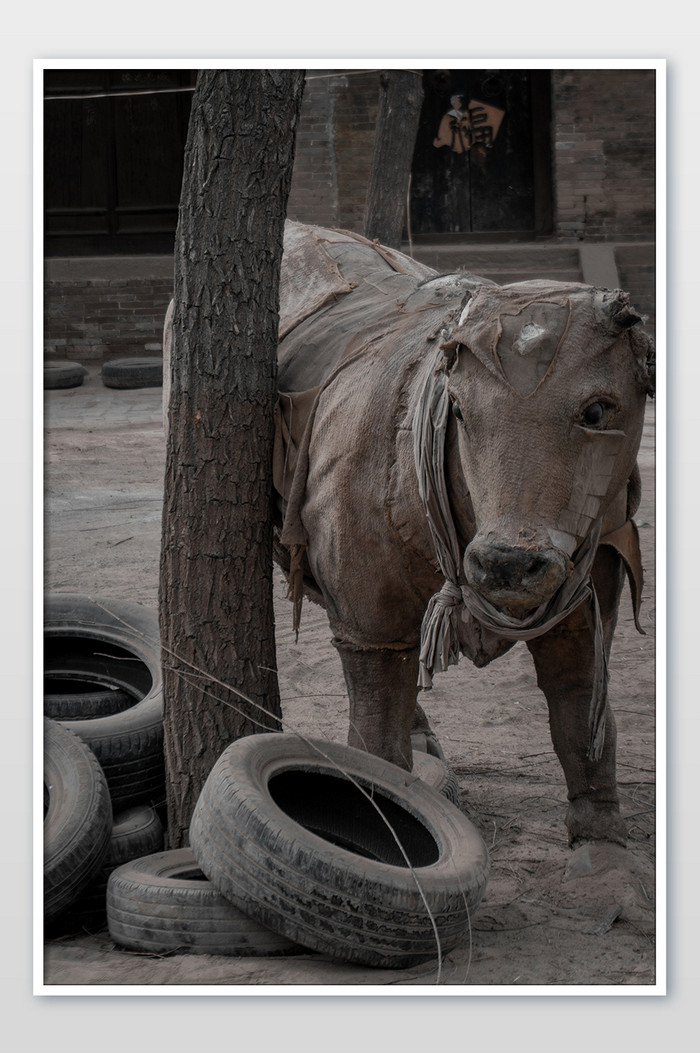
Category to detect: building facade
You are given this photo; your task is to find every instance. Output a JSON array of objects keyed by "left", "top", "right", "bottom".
[{"left": 44, "top": 67, "right": 657, "bottom": 363}]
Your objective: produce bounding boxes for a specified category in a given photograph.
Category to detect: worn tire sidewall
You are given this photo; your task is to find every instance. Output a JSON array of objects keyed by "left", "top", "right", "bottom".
[
  {"left": 44, "top": 594, "right": 163, "bottom": 806},
  {"left": 44, "top": 718, "right": 113, "bottom": 921},
  {"left": 190, "top": 734, "right": 489, "bottom": 967},
  {"left": 107, "top": 848, "right": 302, "bottom": 956},
  {"left": 44, "top": 361, "right": 86, "bottom": 389},
  {"left": 101, "top": 357, "right": 163, "bottom": 389}
]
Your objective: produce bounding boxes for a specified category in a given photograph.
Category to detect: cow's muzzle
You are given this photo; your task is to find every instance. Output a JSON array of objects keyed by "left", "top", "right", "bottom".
[{"left": 463, "top": 537, "right": 570, "bottom": 615}]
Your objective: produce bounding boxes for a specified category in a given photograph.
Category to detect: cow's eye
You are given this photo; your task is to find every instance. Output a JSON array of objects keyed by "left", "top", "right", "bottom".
[
  {"left": 583, "top": 402, "right": 604, "bottom": 426},
  {"left": 452, "top": 401, "right": 464, "bottom": 423},
  {"left": 580, "top": 400, "right": 615, "bottom": 428}
]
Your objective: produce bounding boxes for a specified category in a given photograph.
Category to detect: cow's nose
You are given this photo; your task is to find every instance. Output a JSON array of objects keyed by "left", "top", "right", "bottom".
[{"left": 463, "top": 539, "right": 568, "bottom": 613}]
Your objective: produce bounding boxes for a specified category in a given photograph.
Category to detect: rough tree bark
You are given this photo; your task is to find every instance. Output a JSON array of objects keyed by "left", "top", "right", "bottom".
[
  {"left": 363, "top": 70, "right": 424, "bottom": 249},
  {"left": 160, "top": 69, "right": 305, "bottom": 848}
]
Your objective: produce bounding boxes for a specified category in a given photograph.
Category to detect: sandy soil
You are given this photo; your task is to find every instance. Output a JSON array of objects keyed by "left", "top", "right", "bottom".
[{"left": 42, "top": 370, "right": 657, "bottom": 989}]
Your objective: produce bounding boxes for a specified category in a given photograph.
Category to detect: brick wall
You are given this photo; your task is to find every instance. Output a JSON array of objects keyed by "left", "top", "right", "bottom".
[
  {"left": 289, "top": 68, "right": 657, "bottom": 244},
  {"left": 287, "top": 70, "right": 380, "bottom": 232},
  {"left": 44, "top": 258, "right": 173, "bottom": 363},
  {"left": 44, "top": 72, "right": 385, "bottom": 367},
  {"left": 551, "top": 69, "right": 656, "bottom": 242},
  {"left": 44, "top": 69, "right": 657, "bottom": 364},
  {"left": 616, "top": 243, "right": 657, "bottom": 333}
]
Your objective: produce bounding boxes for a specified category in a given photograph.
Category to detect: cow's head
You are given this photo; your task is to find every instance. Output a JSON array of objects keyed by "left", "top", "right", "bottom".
[{"left": 442, "top": 281, "right": 654, "bottom": 617}]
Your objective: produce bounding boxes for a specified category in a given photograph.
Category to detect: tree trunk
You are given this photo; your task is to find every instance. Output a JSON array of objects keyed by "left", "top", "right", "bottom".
[
  {"left": 160, "top": 69, "right": 305, "bottom": 848},
  {"left": 363, "top": 70, "right": 424, "bottom": 249}
]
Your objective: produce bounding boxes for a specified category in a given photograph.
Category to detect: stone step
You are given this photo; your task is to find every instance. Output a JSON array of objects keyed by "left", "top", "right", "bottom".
[
  {"left": 406, "top": 239, "right": 654, "bottom": 281},
  {"left": 406, "top": 242, "right": 582, "bottom": 283}
]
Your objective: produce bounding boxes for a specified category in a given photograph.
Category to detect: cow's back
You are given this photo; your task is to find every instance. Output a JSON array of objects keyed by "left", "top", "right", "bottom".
[{"left": 277, "top": 221, "right": 435, "bottom": 393}]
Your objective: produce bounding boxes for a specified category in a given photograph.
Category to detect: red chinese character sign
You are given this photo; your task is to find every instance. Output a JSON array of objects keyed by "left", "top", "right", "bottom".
[
  {"left": 411, "top": 69, "right": 544, "bottom": 235},
  {"left": 433, "top": 95, "right": 506, "bottom": 155}
]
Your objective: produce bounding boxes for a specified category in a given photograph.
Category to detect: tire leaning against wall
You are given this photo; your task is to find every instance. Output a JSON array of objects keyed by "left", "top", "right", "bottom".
[{"left": 45, "top": 594, "right": 164, "bottom": 810}]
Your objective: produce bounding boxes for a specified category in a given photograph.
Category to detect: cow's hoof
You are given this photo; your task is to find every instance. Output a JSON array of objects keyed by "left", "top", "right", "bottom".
[
  {"left": 410, "top": 730, "right": 446, "bottom": 761},
  {"left": 566, "top": 798, "right": 628, "bottom": 847},
  {"left": 562, "top": 842, "right": 655, "bottom": 934}
]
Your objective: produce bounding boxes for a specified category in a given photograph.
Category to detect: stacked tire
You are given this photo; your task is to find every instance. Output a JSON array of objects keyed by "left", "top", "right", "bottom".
[
  {"left": 49, "top": 804, "right": 164, "bottom": 935},
  {"left": 104, "top": 746, "right": 470, "bottom": 961},
  {"left": 44, "top": 593, "right": 164, "bottom": 811},
  {"left": 105, "top": 733, "right": 488, "bottom": 968},
  {"left": 44, "top": 718, "right": 113, "bottom": 924},
  {"left": 44, "top": 593, "right": 165, "bottom": 932},
  {"left": 105, "top": 848, "right": 304, "bottom": 957},
  {"left": 44, "top": 593, "right": 489, "bottom": 967}
]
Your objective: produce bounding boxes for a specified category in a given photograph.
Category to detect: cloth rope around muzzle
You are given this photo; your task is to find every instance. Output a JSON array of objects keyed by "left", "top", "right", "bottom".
[{"left": 412, "top": 351, "right": 609, "bottom": 761}]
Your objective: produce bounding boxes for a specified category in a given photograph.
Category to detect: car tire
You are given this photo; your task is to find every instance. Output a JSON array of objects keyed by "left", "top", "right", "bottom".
[
  {"left": 101, "top": 357, "right": 163, "bottom": 389},
  {"left": 44, "top": 671, "right": 135, "bottom": 720},
  {"left": 44, "top": 718, "right": 113, "bottom": 922},
  {"left": 189, "top": 733, "right": 489, "bottom": 969},
  {"left": 50, "top": 805, "right": 165, "bottom": 935},
  {"left": 44, "top": 360, "right": 86, "bottom": 390},
  {"left": 45, "top": 593, "right": 164, "bottom": 809},
  {"left": 107, "top": 849, "right": 305, "bottom": 957}
]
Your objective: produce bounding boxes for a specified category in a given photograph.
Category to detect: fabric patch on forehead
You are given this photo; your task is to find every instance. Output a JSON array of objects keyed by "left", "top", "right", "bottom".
[
  {"left": 441, "top": 284, "right": 583, "bottom": 387},
  {"left": 495, "top": 301, "right": 571, "bottom": 396}
]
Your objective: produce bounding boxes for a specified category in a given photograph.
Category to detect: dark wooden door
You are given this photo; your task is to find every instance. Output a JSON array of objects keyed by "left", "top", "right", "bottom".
[
  {"left": 410, "top": 69, "right": 552, "bottom": 238},
  {"left": 44, "top": 70, "right": 195, "bottom": 255}
]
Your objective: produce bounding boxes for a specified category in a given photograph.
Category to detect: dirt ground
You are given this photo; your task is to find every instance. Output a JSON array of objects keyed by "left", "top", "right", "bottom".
[{"left": 42, "top": 367, "right": 657, "bottom": 990}]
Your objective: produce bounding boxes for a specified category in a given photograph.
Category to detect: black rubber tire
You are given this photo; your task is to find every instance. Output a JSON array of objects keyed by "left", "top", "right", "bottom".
[
  {"left": 189, "top": 733, "right": 489, "bottom": 969},
  {"left": 45, "top": 593, "right": 164, "bottom": 809},
  {"left": 108, "top": 804, "right": 165, "bottom": 865},
  {"left": 45, "top": 671, "right": 135, "bottom": 720},
  {"left": 44, "top": 360, "right": 86, "bottom": 390},
  {"left": 107, "top": 849, "right": 305, "bottom": 957},
  {"left": 411, "top": 753, "right": 461, "bottom": 807},
  {"left": 101, "top": 356, "right": 163, "bottom": 389},
  {"left": 50, "top": 805, "right": 165, "bottom": 935},
  {"left": 44, "top": 718, "right": 113, "bottom": 923}
]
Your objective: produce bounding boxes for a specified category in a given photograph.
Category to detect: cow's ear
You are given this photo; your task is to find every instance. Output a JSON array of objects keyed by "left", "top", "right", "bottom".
[
  {"left": 597, "top": 289, "right": 654, "bottom": 397},
  {"left": 630, "top": 327, "right": 655, "bottom": 397},
  {"left": 598, "top": 289, "right": 643, "bottom": 332}
]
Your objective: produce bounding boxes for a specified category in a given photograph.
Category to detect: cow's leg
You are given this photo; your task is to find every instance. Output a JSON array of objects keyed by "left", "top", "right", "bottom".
[
  {"left": 334, "top": 641, "right": 419, "bottom": 771},
  {"left": 526, "top": 545, "right": 628, "bottom": 847}
]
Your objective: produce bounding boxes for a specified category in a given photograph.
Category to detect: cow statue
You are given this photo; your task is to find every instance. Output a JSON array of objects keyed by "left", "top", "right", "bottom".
[
  {"left": 164, "top": 221, "right": 654, "bottom": 857},
  {"left": 273, "top": 222, "right": 653, "bottom": 855}
]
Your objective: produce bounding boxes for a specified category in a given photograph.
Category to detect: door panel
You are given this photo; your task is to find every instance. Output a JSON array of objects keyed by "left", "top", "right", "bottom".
[
  {"left": 410, "top": 69, "right": 551, "bottom": 237},
  {"left": 44, "top": 70, "right": 194, "bottom": 254}
]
